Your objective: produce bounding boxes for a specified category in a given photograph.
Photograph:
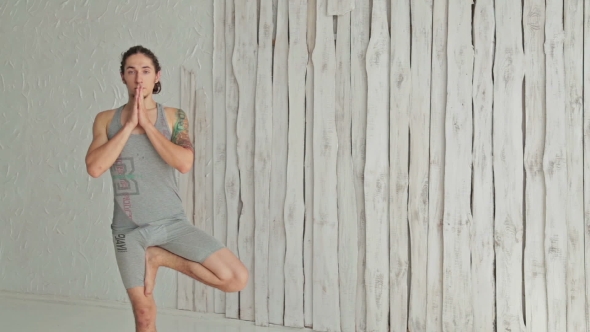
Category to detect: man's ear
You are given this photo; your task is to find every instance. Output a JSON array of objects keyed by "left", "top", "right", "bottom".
[{"left": 155, "top": 71, "right": 161, "bottom": 83}]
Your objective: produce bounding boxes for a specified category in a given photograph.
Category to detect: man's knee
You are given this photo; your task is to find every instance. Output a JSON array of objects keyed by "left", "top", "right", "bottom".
[
  {"left": 220, "top": 267, "right": 248, "bottom": 293},
  {"left": 133, "top": 304, "right": 156, "bottom": 329}
]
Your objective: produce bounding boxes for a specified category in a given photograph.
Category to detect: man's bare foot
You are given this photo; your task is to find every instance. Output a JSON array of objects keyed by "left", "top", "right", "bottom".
[{"left": 144, "top": 246, "right": 167, "bottom": 296}]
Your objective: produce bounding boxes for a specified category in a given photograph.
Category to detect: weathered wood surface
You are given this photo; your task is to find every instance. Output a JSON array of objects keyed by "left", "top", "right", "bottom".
[
  {"left": 269, "top": 0, "right": 289, "bottom": 325},
  {"left": 312, "top": 0, "right": 340, "bottom": 330},
  {"left": 224, "top": 0, "right": 240, "bottom": 319},
  {"left": 365, "top": 0, "right": 390, "bottom": 331},
  {"left": 284, "top": 0, "right": 307, "bottom": 328},
  {"left": 253, "top": 0, "right": 273, "bottom": 326},
  {"left": 472, "top": 0, "right": 495, "bottom": 331},
  {"left": 327, "top": 0, "right": 354, "bottom": 15},
  {"left": 544, "top": 0, "right": 568, "bottom": 330},
  {"left": 233, "top": 0, "right": 258, "bottom": 321},
  {"left": 584, "top": 0, "right": 590, "bottom": 326},
  {"left": 213, "top": 0, "right": 227, "bottom": 314},
  {"left": 494, "top": 0, "right": 525, "bottom": 331},
  {"left": 389, "top": 0, "right": 410, "bottom": 331}
]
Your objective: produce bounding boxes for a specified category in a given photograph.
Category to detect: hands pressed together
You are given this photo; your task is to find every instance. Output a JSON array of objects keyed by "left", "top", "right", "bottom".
[{"left": 126, "top": 84, "right": 152, "bottom": 130}]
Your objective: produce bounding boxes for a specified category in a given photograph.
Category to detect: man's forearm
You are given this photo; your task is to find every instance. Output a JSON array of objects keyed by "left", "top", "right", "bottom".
[
  {"left": 144, "top": 123, "right": 194, "bottom": 173},
  {"left": 86, "top": 124, "right": 134, "bottom": 177}
]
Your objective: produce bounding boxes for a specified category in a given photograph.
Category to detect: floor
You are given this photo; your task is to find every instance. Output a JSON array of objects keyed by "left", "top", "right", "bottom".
[{"left": 0, "top": 292, "right": 309, "bottom": 332}]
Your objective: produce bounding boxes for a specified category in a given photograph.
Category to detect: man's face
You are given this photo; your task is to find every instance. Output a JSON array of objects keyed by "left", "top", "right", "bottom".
[{"left": 121, "top": 53, "right": 161, "bottom": 98}]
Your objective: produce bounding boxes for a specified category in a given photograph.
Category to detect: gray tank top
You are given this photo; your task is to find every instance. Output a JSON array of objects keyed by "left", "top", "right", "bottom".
[{"left": 107, "top": 103, "right": 186, "bottom": 231}]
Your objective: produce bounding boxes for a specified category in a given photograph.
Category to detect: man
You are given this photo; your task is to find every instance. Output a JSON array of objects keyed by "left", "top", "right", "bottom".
[{"left": 85, "top": 45, "right": 248, "bottom": 332}]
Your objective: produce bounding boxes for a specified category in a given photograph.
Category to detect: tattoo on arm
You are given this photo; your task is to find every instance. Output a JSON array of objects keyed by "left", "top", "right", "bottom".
[{"left": 171, "top": 109, "right": 194, "bottom": 151}]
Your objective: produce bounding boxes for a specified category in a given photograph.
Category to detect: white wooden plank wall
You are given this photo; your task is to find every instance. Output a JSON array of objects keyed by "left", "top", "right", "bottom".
[
  {"left": 213, "top": 0, "right": 227, "bottom": 314},
  {"left": 493, "top": 0, "right": 525, "bottom": 331},
  {"left": 233, "top": 0, "right": 258, "bottom": 321},
  {"left": 350, "top": 1, "right": 369, "bottom": 331},
  {"left": 283, "top": 0, "right": 307, "bottom": 328},
  {"left": 442, "top": 0, "right": 474, "bottom": 331},
  {"left": 223, "top": 0, "right": 240, "bottom": 320},
  {"left": 544, "top": 0, "right": 568, "bottom": 330},
  {"left": 334, "top": 11, "right": 357, "bottom": 332},
  {"left": 523, "top": 0, "right": 548, "bottom": 330},
  {"left": 312, "top": 0, "right": 340, "bottom": 330},
  {"left": 426, "top": 0, "right": 447, "bottom": 328},
  {"left": 364, "top": 0, "right": 390, "bottom": 331},
  {"left": 389, "top": 0, "right": 410, "bottom": 331},
  {"left": 564, "top": 0, "right": 586, "bottom": 331},
  {"left": 408, "top": 0, "right": 432, "bottom": 330},
  {"left": 253, "top": 0, "right": 273, "bottom": 326},
  {"left": 269, "top": 0, "right": 288, "bottom": 326},
  {"left": 471, "top": 0, "right": 495, "bottom": 331},
  {"left": 173, "top": 1, "right": 590, "bottom": 331},
  {"left": 178, "top": 67, "right": 196, "bottom": 312}
]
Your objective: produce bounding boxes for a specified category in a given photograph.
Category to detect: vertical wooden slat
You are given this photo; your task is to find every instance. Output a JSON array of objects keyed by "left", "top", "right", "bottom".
[
  {"left": 304, "top": 0, "right": 316, "bottom": 327},
  {"left": 442, "top": 0, "right": 474, "bottom": 330},
  {"left": 327, "top": 0, "right": 355, "bottom": 15},
  {"left": 584, "top": 0, "right": 590, "bottom": 327},
  {"left": 351, "top": 0, "right": 370, "bottom": 330},
  {"left": 408, "top": 0, "right": 432, "bottom": 330},
  {"left": 233, "top": 0, "right": 258, "bottom": 321},
  {"left": 389, "top": 0, "right": 410, "bottom": 331},
  {"left": 312, "top": 0, "right": 340, "bottom": 330},
  {"left": 284, "top": 0, "right": 308, "bottom": 328},
  {"left": 194, "top": 87, "right": 211, "bottom": 313},
  {"left": 472, "top": 0, "right": 495, "bottom": 330},
  {"left": 523, "top": 0, "right": 548, "bottom": 330},
  {"left": 178, "top": 67, "right": 196, "bottom": 312},
  {"left": 269, "top": 0, "right": 288, "bottom": 325},
  {"left": 335, "top": 11, "right": 357, "bottom": 332},
  {"left": 564, "top": 0, "right": 586, "bottom": 330},
  {"left": 365, "top": 0, "right": 390, "bottom": 331},
  {"left": 426, "top": 0, "right": 447, "bottom": 329},
  {"left": 224, "top": 0, "right": 240, "bottom": 319},
  {"left": 213, "top": 0, "right": 227, "bottom": 314},
  {"left": 254, "top": 0, "right": 273, "bottom": 326},
  {"left": 494, "top": 0, "right": 526, "bottom": 331},
  {"left": 544, "top": 0, "right": 568, "bottom": 330}
]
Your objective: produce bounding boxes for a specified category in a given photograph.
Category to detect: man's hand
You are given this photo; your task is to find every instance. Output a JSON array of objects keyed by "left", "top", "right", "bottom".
[
  {"left": 136, "top": 84, "right": 151, "bottom": 129},
  {"left": 125, "top": 85, "right": 140, "bottom": 129}
]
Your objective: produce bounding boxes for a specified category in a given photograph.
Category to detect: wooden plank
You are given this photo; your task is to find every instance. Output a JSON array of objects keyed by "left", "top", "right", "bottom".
[
  {"left": 224, "top": 0, "right": 240, "bottom": 319},
  {"left": 334, "top": 11, "right": 357, "bottom": 332},
  {"left": 233, "top": 0, "right": 258, "bottom": 321},
  {"left": 304, "top": 0, "right": 316, "bottom": 327},
  {"left": 584, "top": 0, "right": 590, "bottom": 327},
  {"left": 442, "top": 0, "right": 474, "bottom": 330},
  {"left": 389, "top": 1, "right": 410, "bottom": 332},
  {"left": 544, "top": 0, "right": 568, "bottom": 330},
  {"left": 253, "top": 0, "right": 273, "bottom": 326},
  {"left": 564, "top": 0, "right": 586, "bottom": 330},
  {"left": 523, "top": 0, "right": 547, "bottom": 330},
  {"left": 365, "top": 0, "right": 390, "bottom": 331},
  {"left": 177, "top": 67, "right": 196, "bottom": 312},
  {"left": 426, "top": 0, "right": 446, "bottom": 329},
  {"left": 350, "top": 0, "right": 370, "bottom": 330},
  {"left": 193, "top": 87, "right": 211, "bottom": 313},
  {"left": 284, "top": 0, "right": 308, "bottom": 328},
  {"left": 471, "top": 0, "right": 495, "bottom": 331},
  {"left": 327, "top": 0, "right": 354, "bottom": 15},
  {"left": 312, "top": 0, "right": 340, "bottom": 330},
  {"left": 212, "top": 0, "right": 227, "bottom": 314},
  {"left": 269, "top": 0, "right": 288, "bottom": 325},
  {"left": 408, "top": 0, "right": 432, "bottom": 330},
  {"left": 493, "top": 0, "right": 526, "bottom": 331}
]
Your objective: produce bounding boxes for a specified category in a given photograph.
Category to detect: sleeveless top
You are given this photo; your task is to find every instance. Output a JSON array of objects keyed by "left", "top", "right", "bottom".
[{"left": 107, "top": 103, "right": 186, "bottom": 231}]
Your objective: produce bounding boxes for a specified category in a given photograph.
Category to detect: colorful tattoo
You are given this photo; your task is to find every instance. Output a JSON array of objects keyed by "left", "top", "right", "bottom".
[{"left": 171, "top": 109, "right": 194, "bottom": 151}]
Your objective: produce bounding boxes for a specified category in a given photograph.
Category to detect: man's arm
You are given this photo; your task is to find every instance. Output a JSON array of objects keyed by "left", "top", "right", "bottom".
[
  {"left": 143, "top": 108, "right": 194, "bottom": 174},
  {"left": 85, "top": 111, "right": 135, "bottom": 178}
]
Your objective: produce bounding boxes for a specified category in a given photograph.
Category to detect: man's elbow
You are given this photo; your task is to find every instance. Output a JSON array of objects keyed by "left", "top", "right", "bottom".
[
  {"left": 178, "top": 153, "right": 194, "bottom": 174},
  {"left": 86, "top": 162, "right": 104, "bottom": 178}
]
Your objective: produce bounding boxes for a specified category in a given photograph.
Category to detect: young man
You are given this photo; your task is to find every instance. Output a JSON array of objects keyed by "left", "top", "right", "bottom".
[{"left": 85, "top": 46, "right": 248, "bottom": 332}]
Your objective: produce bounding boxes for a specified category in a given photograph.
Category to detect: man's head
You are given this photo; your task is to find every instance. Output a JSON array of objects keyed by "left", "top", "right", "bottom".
[{"left": 120, "top": 45, "right": 162, "bottom": 98}]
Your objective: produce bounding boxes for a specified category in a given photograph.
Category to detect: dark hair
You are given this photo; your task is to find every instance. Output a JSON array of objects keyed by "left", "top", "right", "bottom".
[{"left": 120, "top": 45, "right": 162, "bottom": 94}]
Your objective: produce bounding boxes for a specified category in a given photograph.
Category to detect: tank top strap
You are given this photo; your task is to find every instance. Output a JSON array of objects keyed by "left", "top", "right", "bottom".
[
  {"left": 156, "top": 103, "right": 172, "bottom": 139},
  {"left": 107, "top": 105, "right": 125, "bottom": 139}
]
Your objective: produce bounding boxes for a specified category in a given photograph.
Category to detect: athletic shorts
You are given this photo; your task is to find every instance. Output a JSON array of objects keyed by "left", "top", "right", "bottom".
[{"left": 111, "top": 219, "right": 224, "bottom": 289}]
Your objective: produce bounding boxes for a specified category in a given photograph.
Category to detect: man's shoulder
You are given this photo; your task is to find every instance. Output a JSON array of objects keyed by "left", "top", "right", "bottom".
[{"left": 92, "top": 109, "right": 117, "bottom": 133}]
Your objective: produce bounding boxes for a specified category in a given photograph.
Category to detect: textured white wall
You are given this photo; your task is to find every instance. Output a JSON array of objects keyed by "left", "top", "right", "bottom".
[{"left": 0, "top": 0, "right": 213, "bottom": 308}]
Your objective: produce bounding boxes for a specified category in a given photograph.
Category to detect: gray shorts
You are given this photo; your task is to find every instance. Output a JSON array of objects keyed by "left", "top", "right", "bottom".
[{"left": 112, "top": 220, "right": 224, "bottom": 289}]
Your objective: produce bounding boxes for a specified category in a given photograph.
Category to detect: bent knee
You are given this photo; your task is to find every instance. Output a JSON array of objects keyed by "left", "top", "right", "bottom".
[
  {"left": 133, "top": 305, "right": 156, "bottom": 329},
  {"left": 220, "top": 268, "right": 248, "bottom": 293}
]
